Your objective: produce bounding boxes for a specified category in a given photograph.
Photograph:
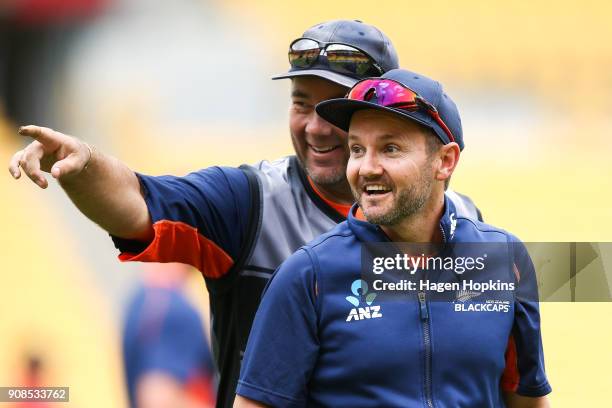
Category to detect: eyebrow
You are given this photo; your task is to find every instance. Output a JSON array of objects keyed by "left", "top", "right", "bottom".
[
  {"left": 348, "top": 133, "right": 399, "bottom": 142},
  {"left": 291, "top": 90, "right": 346, "bottom": 100},
  {"left": 291, "top": 90, "right": 310, "bottom": 99}
]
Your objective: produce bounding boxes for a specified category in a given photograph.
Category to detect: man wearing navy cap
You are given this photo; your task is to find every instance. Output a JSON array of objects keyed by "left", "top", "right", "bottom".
[
  {"left": 236, "top": 69, "right": 551, "bottom": 407},
  {"left": 9, "top": 21, "right": 482, "bottom": 407}
]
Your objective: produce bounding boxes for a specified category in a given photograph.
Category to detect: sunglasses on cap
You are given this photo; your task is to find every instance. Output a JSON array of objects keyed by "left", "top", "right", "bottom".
[
  {"left": 347, "top": 78, "right": 456, "bottom": 143},
  {"left": 289, "top": 38, "right": 384, "bottom": 78}
]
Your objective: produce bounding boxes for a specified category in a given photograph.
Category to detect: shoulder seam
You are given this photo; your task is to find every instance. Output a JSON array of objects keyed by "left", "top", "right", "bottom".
[
  {"left": 308, "top": 231, "right": 354, "bottom": 251},
  {"left": 301, "top": 247, "right": 322, "bottom": 312},
  {"left": 456, "top": 216, "right": 510, "bottom": 237}
]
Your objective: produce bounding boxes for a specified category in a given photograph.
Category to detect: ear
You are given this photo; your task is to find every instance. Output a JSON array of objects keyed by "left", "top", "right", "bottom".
[{"left": 435, "top": 142, "right": 460, "bottom": 183}]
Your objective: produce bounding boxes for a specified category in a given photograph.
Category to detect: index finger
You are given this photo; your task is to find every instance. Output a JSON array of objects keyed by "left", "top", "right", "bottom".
[{"left": 18, "top": 125, "right": 63, "bottom": 146}]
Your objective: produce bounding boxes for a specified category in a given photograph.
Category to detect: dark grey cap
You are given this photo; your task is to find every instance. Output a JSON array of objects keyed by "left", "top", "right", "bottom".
[{"left": 272, "top": 19, "right": 399, "bottom": 87}]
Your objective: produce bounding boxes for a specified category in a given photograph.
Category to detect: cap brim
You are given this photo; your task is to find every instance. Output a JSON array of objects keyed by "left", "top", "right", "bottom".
[
  {"left": 271, "top": 69, "right": 358, "bottom": 88},
  {"left": 316, "top": 99, "right": 435, "bottom": 134}
]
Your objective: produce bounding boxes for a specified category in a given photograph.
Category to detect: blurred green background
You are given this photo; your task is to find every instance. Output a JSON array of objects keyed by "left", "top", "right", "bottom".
[{"left": 1, "top": 0, "right": 611, "bottom": 406}]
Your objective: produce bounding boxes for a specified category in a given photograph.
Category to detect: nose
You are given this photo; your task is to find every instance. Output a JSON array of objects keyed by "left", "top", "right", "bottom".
[
  {"left": 359, "top": 150, "right": 383, "bottom": 178},
  {"left": 305, "top": 112, "right": 334, "bottom": 138}
]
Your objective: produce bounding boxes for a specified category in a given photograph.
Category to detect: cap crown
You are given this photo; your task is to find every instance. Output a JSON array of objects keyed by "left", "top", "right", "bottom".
[
  {"left": 301, "top": 20, "right": 399, "bottom": 73},
  {"left": 273, "top": 20, "right": 399, "bottom": 87},
  {"left": 382, "top": 69, "right": 463, "bottom": 150}
]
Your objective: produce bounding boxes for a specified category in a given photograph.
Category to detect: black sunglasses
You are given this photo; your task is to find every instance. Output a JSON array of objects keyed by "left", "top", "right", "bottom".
[{"left": 288, "top": 38, "right": 384, "bottom": 78}]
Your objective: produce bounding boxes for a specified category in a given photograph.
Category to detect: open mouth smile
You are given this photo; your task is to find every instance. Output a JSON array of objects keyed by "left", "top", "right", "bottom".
[
  {"left": 308, "top": 144, "right": 341, "bottom": 154},
  {"left": 362, "top": 184, "right": 392, "bottom": 197}
]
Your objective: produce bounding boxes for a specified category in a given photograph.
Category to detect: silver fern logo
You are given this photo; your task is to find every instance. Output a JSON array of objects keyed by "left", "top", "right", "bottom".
[{"left": 455, "top": 289, "right": 482, "bottom": 302}]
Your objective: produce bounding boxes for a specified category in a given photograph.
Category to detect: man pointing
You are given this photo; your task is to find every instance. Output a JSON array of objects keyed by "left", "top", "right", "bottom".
[{"left": 8, "top": 21, "right": 482, "bottom": 407}]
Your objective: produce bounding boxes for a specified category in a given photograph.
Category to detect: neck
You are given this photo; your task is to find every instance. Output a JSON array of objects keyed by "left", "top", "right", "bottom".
[
  {"left": 381, "top": 190, "right": 446, "bottom": 243},
  {"left": 312, "top": 178, "right": 355, "bottom": 204}
]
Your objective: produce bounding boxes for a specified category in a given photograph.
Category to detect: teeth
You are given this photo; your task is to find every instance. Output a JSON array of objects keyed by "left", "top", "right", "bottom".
[
  {"left": 311, "top": 145, "right": 337, "bottom": 153},
  {"left": 365, "top": 185, "right": 390, "bottom": 193}
]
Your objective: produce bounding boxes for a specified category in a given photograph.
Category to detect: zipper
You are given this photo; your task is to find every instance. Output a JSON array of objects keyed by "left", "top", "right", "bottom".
[
  {"left": 415, "top": 221, "right": 444, "bottom": 407},
  {"left": 439, "top": 224, "right": 447, "bottom": 243},
  {"left": 418, "top": 291, "right": 434, "bottom": 408}
]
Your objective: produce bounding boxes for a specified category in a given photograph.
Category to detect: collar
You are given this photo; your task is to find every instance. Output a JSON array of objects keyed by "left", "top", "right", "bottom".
[
  {"left": 439, "top": 193, "right": 458, "bottom": 243},
  {"left": 347, "top": 194, "right": 458, "bottom": 243},
  {"left": 306, "top": 176, "right": 353, "bottom": 218}
]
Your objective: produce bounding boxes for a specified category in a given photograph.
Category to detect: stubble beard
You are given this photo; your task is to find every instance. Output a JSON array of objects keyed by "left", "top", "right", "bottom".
[
  {"left": 356, "top": 166, "right": 434, "bottom": 226},
  {"left": 305, "top": 162, "right": 347, "bottom": 186},
  {"left": 292, "top": 133, "right": 347, "bottom": 187}
]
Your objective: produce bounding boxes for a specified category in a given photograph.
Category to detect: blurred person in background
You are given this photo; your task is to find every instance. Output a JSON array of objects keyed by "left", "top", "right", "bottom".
[
  {"left": 123, "top": 263, "right": 215, "bottom": 408},
  {"left": 8, "top": 19, "right": 483, "bottom": 407},
  {"left": 0, "top": 0, "right": 107, "bottom": 126},
  {"left": 14, "top": 353, "right": 52, "bottom": 408}
]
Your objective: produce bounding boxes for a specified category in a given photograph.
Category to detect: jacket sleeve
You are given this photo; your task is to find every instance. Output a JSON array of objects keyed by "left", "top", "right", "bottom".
[
  {"left": 509, "top": 235, "right": 552, "bottom": 397},
  {"left": 111, "top": 166, "right": 252, "bottom": 279},
  {"left": 237, "top": 249, "right": 319, "bottom": 408}
]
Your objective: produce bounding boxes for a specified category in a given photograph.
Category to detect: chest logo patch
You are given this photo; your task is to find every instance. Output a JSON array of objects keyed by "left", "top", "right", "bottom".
[
  {"left": 454, "top": 290, "right": 510, "bottom": 313},
  {"left": 346, "top": 279, "right": 383, "bottom": 322}
]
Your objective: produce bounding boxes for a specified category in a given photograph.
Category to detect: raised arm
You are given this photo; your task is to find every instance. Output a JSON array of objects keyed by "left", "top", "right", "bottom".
[{"left": 8, "top": 125, "right": 153, "bottom": 241}]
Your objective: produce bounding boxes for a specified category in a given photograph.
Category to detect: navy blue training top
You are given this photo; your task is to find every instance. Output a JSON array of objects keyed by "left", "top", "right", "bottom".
[{"left": 238, "top": 197, "right": 551, "bottom": 407}]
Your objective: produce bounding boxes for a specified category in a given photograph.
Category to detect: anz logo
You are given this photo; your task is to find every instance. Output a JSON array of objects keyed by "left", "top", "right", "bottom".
[{"left": 345, "top": 279, "right": 383, "bottom": 322}]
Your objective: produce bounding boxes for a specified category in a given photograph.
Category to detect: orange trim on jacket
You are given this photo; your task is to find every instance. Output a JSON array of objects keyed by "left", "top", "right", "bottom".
[{"left": 118, "top": 220, "right": 233, "bottom": 279}]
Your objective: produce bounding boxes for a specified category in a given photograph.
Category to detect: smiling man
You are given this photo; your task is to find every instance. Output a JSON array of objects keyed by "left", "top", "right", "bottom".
[
  {"left": 9, "top": 21, "right": 404, "bottom": 408},
  {"left": 349, "top": 111, "right": 439, "bottom": 229},
  {"left": 287, "top": 75, "right": 353, "bottom": 204},
  {"left": 9, "top": 20, "right": 484, "bottom": 408},
  {"left": 236, "top": 69, "right": 551, "bottom": 407}
]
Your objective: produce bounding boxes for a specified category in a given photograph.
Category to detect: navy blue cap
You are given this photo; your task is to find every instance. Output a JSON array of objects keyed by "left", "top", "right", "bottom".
[
  {"left": 272, "top": 19, "right": 399, "bottom": 88},
  {"left": 315, "top": 68, "right": 464, "bottom": 150}
]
